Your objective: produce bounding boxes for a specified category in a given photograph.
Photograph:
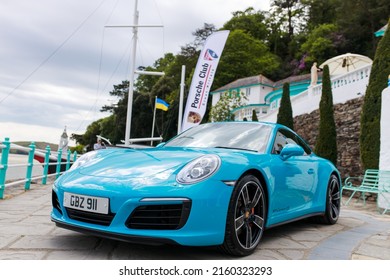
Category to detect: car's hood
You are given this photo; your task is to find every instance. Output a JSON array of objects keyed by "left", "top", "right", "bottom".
[{"left": 76, "top": 147, "right": 206, "bottom": 179}]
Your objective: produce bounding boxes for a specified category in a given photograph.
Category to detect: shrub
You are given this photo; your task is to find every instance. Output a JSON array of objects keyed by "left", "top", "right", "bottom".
[
  {"left": 277, "top": 82, "right": 294, "bottom": 130},
  {"left": 360, "top": 19, "right": 390, "bottom": 170},
  {"left": 314, "top": 64, "right": 337, "bottom": 166}
]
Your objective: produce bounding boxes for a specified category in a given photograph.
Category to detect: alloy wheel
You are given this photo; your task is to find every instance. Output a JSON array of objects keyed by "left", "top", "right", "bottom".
[{"left": 234, "top": 180, "right": 265, "bottom": 250}]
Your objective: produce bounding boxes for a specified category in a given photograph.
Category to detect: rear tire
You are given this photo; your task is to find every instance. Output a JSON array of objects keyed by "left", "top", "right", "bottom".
[
  {"left": 317, "top": 174, "right": 340, "bottom": 224},
  {"left": 221, "top": 175, "right": 266, "bottom": 256}
]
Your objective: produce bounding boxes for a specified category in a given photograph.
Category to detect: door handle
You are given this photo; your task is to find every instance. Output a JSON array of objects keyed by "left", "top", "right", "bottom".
[{"left": 307, "top": 168, "right": 315, "bottom": 175}]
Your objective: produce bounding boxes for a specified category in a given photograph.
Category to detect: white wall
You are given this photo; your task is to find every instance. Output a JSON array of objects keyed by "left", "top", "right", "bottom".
[
  {"left": 260, "top": 65, "right": 371, "bottom": 123},
  {"left": 211, "top": 92, "right": 220, "bottom": 106},
  {"left": 212, "top": 64, "right": 371, "bottom": 123},
  {"left": 379, "top": 86, "right": 390, "bottom": 210}
]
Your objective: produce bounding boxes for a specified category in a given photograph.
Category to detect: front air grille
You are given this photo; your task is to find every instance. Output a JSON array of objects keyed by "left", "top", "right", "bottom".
[
  {"left": 126, "top": 201, "right": 192, "bottom": 230},
  {"left": 52, "top": 191, "right": 63, "bottom": 215},
  {"left": 65, "top": 208, "right": 115, "bottom": 226}
]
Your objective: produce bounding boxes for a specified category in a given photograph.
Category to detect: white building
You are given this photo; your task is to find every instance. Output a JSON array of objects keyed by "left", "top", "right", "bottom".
[{"left": 211, "top": 53, "right": 373, "bottom": 122}]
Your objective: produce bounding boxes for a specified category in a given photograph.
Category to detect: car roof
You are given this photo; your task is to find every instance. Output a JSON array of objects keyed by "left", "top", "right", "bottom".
[{"left": 209, "top": 121, "right": 285, "bottom": 130}]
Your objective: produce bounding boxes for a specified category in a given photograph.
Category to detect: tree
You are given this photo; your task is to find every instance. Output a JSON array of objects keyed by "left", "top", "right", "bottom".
[
  {"left": 251, "top": 110, "right": 258, "bottom": 121},
  {"left": 99, "top": 115, "right": 117, "bottom": 143},
  {"left": 76, "top": 5, "right": 390, "bottom": 147},
  {"left": 79, "top": 119, "right": 104, "bottom": 151},
  {"left": 301, "top": 0, "right": 339, "bottom": 31},
  {"left": 135, "top": 53, "right": 175, "bottom": 94},
  {"left": 360, "top": 19, "right": 390, "bottom": 169},
  {"left": 271, "top": 0, "right": 305, "bottom": 41},
  {"left": 150, "top": 75, "right": 176, "bottom": 138},
  {"left": 222, "top": 8, "right": 269, "bottom": 41},
  {"left": 335, "top": 0, "right": 390, "bottom": 57},
  {"left": 270, "top": 0, "right": 306, "bottom": 57},
  {"left": 192, "top": 23, "right": 217, "bottom": 48},
  {"left": 314, "top": 65, "right": 337, "bottom": 166},
  {"left": 299, "top": 23, "right": 345, "bottom": 68},
  {"left": 213, "top": 30, "right": 280, "bottom": 88},
  {"left": 209, "top": 91, "right": 247, "bottom": 122},
  {"left": 277, "top": 82, "right": 294, "bottom": 129}
]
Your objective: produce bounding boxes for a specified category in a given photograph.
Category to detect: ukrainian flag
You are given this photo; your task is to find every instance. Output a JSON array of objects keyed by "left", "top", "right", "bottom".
[{"left": 156, "top": 97, "right": 169, "bottom": 111}]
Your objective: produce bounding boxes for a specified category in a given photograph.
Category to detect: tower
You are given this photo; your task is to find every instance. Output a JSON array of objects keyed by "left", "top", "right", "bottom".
[{"left": 58, "top": 126, "right": 68, "bottom": 156}]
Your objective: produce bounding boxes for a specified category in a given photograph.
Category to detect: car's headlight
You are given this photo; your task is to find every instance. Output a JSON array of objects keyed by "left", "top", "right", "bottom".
[
  {"left": 68, "top": 151, "right": 98, "bottom": 171},
  {"left": 176, "top": 155, "right": 221, "bottom": 184}
]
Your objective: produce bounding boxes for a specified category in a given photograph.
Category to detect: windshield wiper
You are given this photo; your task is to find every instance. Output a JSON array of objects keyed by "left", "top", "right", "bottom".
[
  {"left": 214, "top": 146, "right": 257, "bottom": 152},
  {"left": 176, "top": 136, "right": 194, "bottom": 140}
]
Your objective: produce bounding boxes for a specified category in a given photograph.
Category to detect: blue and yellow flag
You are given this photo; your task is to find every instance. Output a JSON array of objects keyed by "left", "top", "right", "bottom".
[{"left": 156, "top": 97, "right": 169, "bottom": 111}]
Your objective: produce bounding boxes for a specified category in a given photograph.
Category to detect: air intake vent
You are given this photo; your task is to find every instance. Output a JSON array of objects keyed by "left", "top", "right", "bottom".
[
  {"left": 126, "top": 201, "right": 191, "bottom": 230},
  {"left": 52, "top": 191, "right": 63, "bottom": 215},
  {"left": 65, "top": 208, "right": 115, "bottom": 226}
]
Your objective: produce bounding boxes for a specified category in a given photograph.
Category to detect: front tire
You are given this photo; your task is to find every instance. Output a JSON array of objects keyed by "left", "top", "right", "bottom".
[{"left": 221, "top": 175, "right": 266, "bottom": 256}]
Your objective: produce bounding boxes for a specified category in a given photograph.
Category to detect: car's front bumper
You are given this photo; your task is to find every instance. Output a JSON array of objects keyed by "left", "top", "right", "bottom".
[
  {"left": 51, "top": 178, "right": 234, "bottom": 246},
  {"left": 52, "top": 219, "right": 180, "bottom": 245}
]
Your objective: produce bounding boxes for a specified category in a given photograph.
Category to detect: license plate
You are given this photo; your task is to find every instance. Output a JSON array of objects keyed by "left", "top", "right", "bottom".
[{"left": 63, "top": 192, "right": 109, "bottom": 214}]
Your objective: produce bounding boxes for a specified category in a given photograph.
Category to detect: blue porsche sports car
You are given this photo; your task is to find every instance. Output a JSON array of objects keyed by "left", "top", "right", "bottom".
[{"left": 51, "top": 122, "right": 341, "bottom": 256}]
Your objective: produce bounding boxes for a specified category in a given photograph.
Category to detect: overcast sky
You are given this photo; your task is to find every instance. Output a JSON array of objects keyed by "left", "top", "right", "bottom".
[{"left": 0, "top": 0, "right": 270, "bottom": 146}]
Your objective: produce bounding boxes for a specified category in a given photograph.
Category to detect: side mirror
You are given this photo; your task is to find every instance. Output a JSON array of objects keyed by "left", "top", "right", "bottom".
[
  {"left": 280, "top": 144, "right": 304, "bottom": 160},
  {"left": 156, "top": 142, "right": 166, "bottom": 148}
]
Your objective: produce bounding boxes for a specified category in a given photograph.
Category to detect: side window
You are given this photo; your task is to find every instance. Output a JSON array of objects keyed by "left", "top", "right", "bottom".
[
  {"left": 272, "top": 130, "right": 298, "bottom": 154},
  {"left": 272, "top": 129, "right": 311, "bottom": 155},
  {"left": 294, "top": 135, "right": 312, "bottom": 155}
]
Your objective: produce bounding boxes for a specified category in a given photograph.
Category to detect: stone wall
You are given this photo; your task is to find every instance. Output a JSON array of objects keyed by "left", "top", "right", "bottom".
[{"left": 293, "top": 96, "right": 364, "bottom": 180}]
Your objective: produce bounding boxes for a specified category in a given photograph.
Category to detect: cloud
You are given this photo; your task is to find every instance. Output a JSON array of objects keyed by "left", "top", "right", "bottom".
[{"left": 0, "top": 0, "right": 270, "bottom": 144}]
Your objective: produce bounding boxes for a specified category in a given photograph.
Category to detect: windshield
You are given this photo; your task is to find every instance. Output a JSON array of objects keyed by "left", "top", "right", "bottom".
[{"left": 165, "top": 122, "right": 272, "bottom": 153}]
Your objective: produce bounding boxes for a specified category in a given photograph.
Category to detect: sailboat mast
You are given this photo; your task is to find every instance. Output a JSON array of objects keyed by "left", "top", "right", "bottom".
[{"left": 124, "top": 0, "right": 139, "bottom": 146}]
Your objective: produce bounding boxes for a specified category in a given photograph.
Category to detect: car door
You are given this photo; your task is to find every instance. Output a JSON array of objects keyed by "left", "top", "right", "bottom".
[{"left": 268, "top": 129, "right": 317, "bottom": 224}]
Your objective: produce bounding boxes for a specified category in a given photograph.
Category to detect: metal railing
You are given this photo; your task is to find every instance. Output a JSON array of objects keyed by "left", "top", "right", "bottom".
[
  {"left": 258, "top": 64, "right": 372, "bottom": 123},
  {"left": 0, "top": 137, "right": 78, "bottom": 199}
]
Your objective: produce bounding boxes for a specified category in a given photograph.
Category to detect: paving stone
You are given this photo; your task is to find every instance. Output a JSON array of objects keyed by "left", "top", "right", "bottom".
[
  {"left": 278, "top": 249, "right": 305, "bottom": 260},
  {"left": 49, "top": 227, "right": 86, "bottom": 237},
  {"left": 9, "top": 235, "right": 99, "bottom": 250},
  {"left": 1, "top": 180, "right": 390, "bottom": 260},
  {"left": 109, "top": 242, "right": 231, "bottom": 260},
  {"left": 318, "top": 231, "right": 369, "bottom": 250},
  {"left": 299, "top": 241, "right": 318, "bottom": 249},
  {"left": 365, "top": 233, "right": 390, "bottom": 247},
  {"left": 20, "top": 215, "right": 53, "bottom": 225},
  {"left": 351, "top": 254, "right": 379, "bottom": 260},
  {"left": 0, "top": 235, "right": 19, "bottom": 249},
  {"left": 243, "top": 249, "right": 286, "bottom": 260},
  {"left": 337, "top": 217, "right": 365, "bottom": 228},
  {"left": 0, "top": 211, "right": 26, "bottom": 223},
  {"left": 0, "top": 250, "right": 47, "bottom": 260},
  {"left": 285, "top": 230, "right": 334, "bottom": 242},
  {"left": 33, "top": 206, "right": 52, "bottom": 216},
  {"left": 316, "top": 223, "right": 344, "bottom": 232},
  {"left": 307, "top": 209, "right": 390, "bottom": 260},
  {"left": 354, "top": 243, "right": 390, "bottom": 259},
  {"left": 0, "top": 223, "right": 55, "bottom": 235},
  {"left": 259, "top": 237, "right": 307, "bottom": 250},
  {"left": 45, "top": 250, "right": 108, "bottom": 260},
  {"left": 310, "top": 223, "right": 344, "bottom": 232},
  {"left": 309, "top": 247, "right": 350, "bottom": 260},
  {"left": 0, "top": 203, "right": 40, "bottom": 211}
]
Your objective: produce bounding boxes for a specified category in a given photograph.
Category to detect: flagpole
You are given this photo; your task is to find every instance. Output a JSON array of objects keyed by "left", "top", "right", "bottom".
[
  {"left": 105, "top": 1, "right": 163, "bottom": 146},
  {"left": 151, "top": 96, "right": 157, "bottom": 146},
  {"left": 124, "top": 0, "right": 139, "bottom": 146},
  {"left": 178, "top": 65, "right": 186, "bottom": 134}
]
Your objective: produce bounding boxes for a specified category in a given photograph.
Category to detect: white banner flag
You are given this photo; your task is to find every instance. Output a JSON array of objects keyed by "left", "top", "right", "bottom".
[{"left": 181, "top": 30, "right": 230, "bottom": 132}]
